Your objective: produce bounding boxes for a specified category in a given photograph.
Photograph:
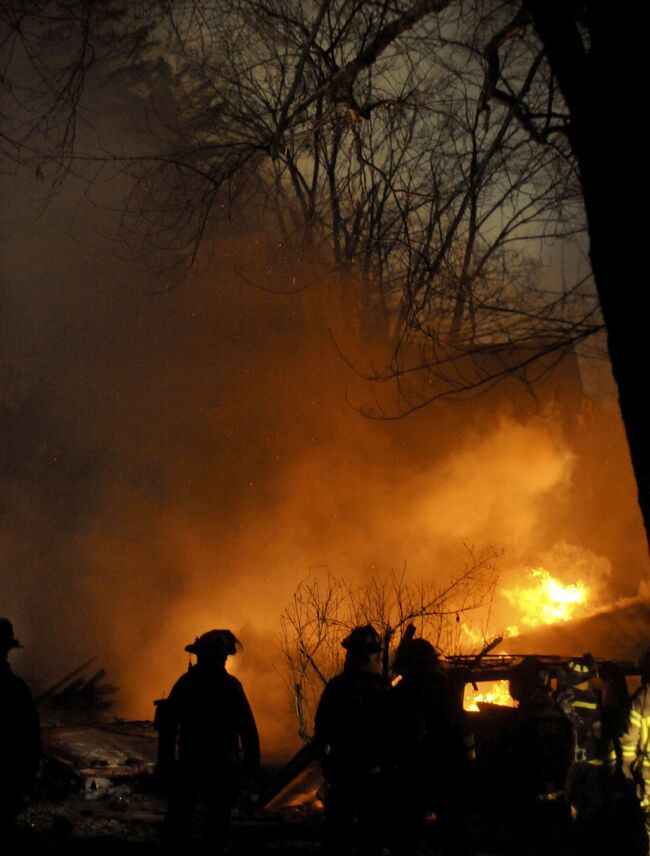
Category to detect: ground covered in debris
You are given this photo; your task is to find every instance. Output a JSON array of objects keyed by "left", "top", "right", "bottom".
[
  {"left": 14, "top": 716, "right": 560, "bottom": 856},
  {"left": 16, "top": 792, "right": 325, "bottom": 854},
  {"left": 22, "top": 663, "right": 632, "bottom": 855},
  {"left": 18, "top": 743, "right": 325, "bottom": 855},
  {"left": 22, "top": 668, "right": 326, "bottom": 854}
]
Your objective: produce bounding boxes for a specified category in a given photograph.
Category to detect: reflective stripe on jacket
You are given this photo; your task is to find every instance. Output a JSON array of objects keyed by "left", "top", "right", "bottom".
[{"left": 621, "top": 684, "right": 650, "bottom": 798}]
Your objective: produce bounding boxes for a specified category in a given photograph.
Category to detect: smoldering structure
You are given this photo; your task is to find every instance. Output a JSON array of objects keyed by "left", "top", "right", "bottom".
[{"left": 0, "top": 174, "right": 648, "bottom": 758}]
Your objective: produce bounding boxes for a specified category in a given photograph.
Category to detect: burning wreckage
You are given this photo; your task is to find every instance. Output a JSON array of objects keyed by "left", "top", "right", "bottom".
[
  {"left": 23, "top": 599, "right": 650, "bottom": 852},
  {"left": 262, "top": 651, "right": 642, "bottom": 813}
]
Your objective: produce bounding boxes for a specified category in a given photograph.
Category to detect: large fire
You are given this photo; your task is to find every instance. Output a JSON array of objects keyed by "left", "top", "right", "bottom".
[
  {"left": 463, "top": 566, "right": 591, "bottom": 711},
  {"left": 501, "top": 567, "right": 589, "bottom": 633}
]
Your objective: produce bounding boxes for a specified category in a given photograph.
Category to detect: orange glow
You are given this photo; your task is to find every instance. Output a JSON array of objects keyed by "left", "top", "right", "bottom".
[
  {"left": 501, "top": 567, "right": 589, "bottom": 630},
  {"left": 464, "top": 679, "right": 514, "bottom": 711},
  {"left": 463, "top": 567, "right": 592, "bottom": 712}
]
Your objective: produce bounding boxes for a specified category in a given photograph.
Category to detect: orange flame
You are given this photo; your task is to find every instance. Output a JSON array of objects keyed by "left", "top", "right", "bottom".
[
  {"left": 501, "top": 566, "right": 589, "bottom": 632},
  {"left": 463, "top": 567, "right": 591, "bottom": 712},
  {"left": 464, "top": 679, "right": 514, "bottom": 711}
]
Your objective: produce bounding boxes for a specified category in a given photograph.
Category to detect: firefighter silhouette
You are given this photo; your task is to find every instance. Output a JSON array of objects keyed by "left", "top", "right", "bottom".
[
  {"left": 388, "top": 635, "right": 475, "bottom": 856},
  {"left": 556, "top": 653, "right": 609, "bottom": 849},
  {"left": 499, "top": 656, "right": 573, "bottom": 856},
  {"left": 155, "top": 629, "right": 259, "bottom": 855},
  {"left": 314, "top": 624, "right": 391, "bottom": 856},
  {"left": 0, "top": 618, "right": 40, "bottom": 850}
]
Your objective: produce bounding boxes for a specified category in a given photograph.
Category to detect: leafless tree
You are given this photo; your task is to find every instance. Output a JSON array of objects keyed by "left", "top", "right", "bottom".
[
  {"left": 481, "top": 0, "right": 650, "bottom": 549},
  {"left": 3, "top": 2, "right": 647, "bottom": 545},
  {"left": 1, "top": 2, "right": 595, "bottom": 358},
  {"left": 280, "top": 547, "right": 498, "bottom": 740},
  {"left": 74, "top": 1, "right": 594, "bottom": 403},
  {"left": 0, "top": 3, "right": 163, "bottom": 182}
]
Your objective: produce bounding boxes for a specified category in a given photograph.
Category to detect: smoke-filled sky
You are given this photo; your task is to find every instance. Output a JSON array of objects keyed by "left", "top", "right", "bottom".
[{"left": 1, "top": 169, "right": 648, "bottom": 757}]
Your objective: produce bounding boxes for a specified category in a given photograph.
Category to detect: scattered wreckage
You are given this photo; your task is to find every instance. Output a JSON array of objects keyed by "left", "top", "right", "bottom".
[
  {"left": 37, "top": 658, "right": 156, "bottom": 785},
  {"left": 261, "top": 649, "right": 642, "bottom": 815},
  {"left": 26, "top": 648, "right": 643, "bottom": 850},
  {"left": 30, "top": 659, "right": 161, "bottom": 839}
]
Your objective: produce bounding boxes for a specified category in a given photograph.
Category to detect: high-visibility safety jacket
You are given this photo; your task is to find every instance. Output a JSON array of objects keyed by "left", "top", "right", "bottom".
[
  {"left": 556, "top": 686, "right": 604, "bottom": 765},
  {"left": 621, "top": 683, "right": 650, "bottom": 807}
]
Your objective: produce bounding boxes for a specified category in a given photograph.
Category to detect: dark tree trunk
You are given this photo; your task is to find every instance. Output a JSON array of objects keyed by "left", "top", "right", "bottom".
[{"left": 524, "top": 0, "right": 650, "bottom": 552}]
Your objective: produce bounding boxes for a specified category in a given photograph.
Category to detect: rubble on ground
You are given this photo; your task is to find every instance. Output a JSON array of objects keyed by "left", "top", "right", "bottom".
[
  {"left": 42, "top": 721, "right": 157, "bottom": 780},
  {"left": 22, "top": 660, "right": 324, "bottom": 852}
]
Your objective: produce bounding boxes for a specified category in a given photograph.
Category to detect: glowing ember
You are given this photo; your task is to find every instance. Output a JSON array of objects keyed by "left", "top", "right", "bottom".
[
  {"left": 464, "top": 679, "right": 514, "bottom": 711},
  {"left": 501, "top": 567, "right": 589, "bottom": 629}
]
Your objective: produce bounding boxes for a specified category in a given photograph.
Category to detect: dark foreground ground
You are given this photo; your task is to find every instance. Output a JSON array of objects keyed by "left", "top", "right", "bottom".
[
  {"left": 15, "top": 787, "right": 530, "bottom": 856},
  {"left": 13, "top": 763, "right": 646, "bottom": 856},
  {"left": 16, "top": 793, "right": 324, "bottom": 855},
  {"left": 14, "top": 797, "right": 648, "bottom": 856}
]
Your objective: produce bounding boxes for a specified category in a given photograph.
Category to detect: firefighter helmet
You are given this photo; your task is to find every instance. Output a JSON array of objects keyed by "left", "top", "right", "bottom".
[
  {"left": 565, "top": 653, "right": 596, "bottom": 685},
  {"left": 0, "top": 618, "right": 22, "bottom": 651},
  {"left": 185, "top": 629, "right": 242, "bottom": 657},
  {"left": 509, "top": 656, "right": 550, "bottom": 702},
  {"left": 341, "top": 624, "right": 382, "bottom": 654},
  {"left": 393, "top": 637, "right": 440, "bottom": 676}
]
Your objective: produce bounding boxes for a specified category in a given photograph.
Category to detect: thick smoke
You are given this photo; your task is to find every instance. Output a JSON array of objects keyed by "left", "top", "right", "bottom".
[{"left": 1, "top": 172, "right": 648, "bottom": 758}]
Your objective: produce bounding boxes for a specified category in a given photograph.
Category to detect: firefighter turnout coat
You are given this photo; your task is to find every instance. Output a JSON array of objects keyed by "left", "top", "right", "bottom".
[{"left": 621, "top": 683, "right": 650, "bottom": 810}]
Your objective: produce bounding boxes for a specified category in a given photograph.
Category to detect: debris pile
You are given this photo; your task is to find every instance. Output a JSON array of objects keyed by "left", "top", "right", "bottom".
[
  {"left": 26, "top": 658, "right": 162, "bottom": 842},
  {"left": 42, "top": 721, "right": 157, "bottom": 782},
  {"left": 36, "top": 658, "right": 119, "bottom": 728}
]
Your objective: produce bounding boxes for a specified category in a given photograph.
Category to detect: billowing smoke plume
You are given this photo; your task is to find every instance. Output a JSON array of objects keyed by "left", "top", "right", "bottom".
[{"left": 1, "top": 172, "right": 647, "bottom": 757}]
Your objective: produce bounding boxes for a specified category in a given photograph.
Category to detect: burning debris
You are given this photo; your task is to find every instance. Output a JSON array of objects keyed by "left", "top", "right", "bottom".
[
  {"left": 263, "top": 638, "right": 646, "bottom": 856},
  {"left": 462, "top": 562, "right": 606, "bottom": 709},
  {"left": 509, "top": 596, "right": 650, "bottom": 662},
  {"left": 7, "top": 600, "right": 650, "bottom": 856},
  {"left": 464, "top": 679, "right": 513, "bottom": 711}
]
